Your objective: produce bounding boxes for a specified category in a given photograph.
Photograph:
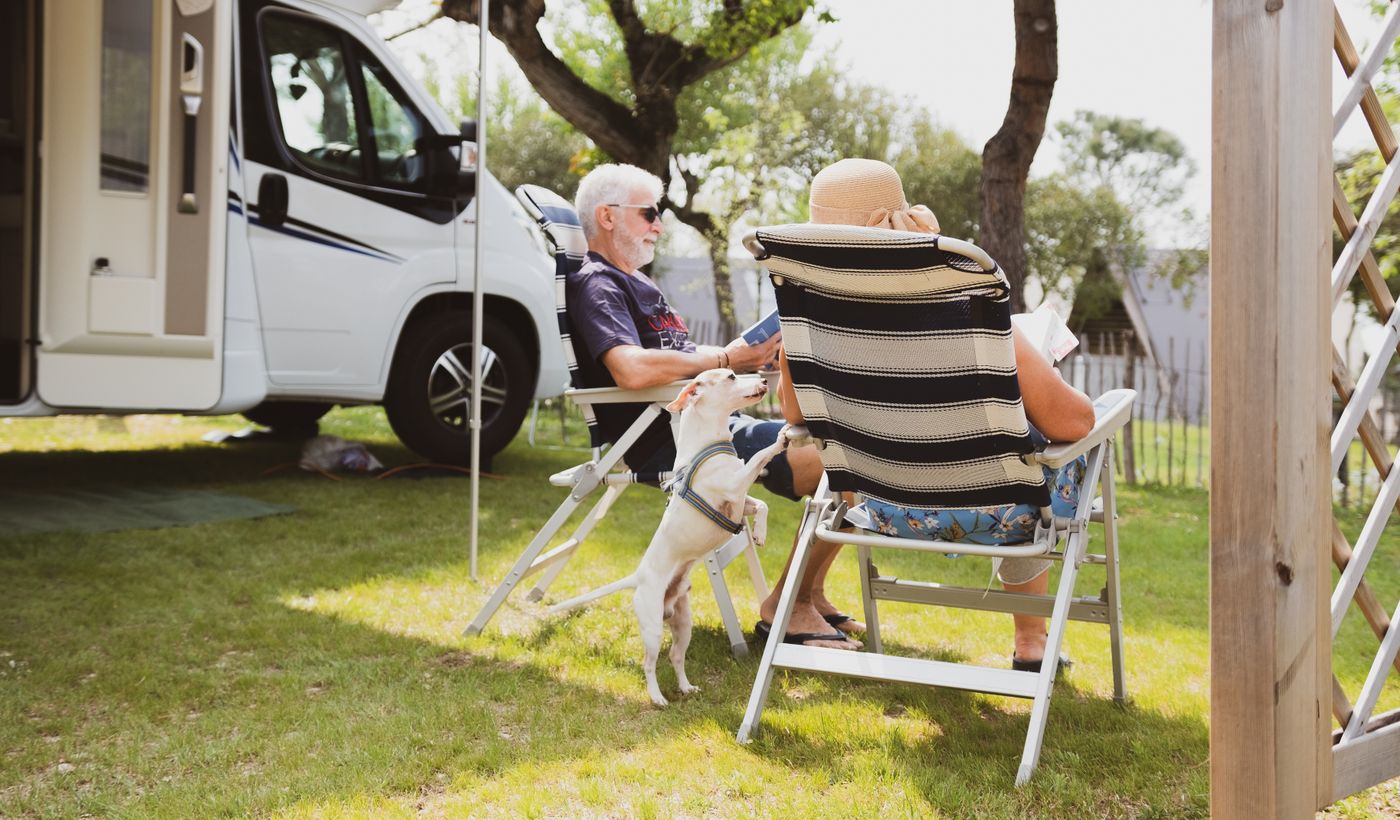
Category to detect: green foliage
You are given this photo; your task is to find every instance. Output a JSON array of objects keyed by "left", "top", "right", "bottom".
[
  {"left": 486, "top": 83, "right": 592, "bottom": 200},
  {"left": 892, "top": 119, "right": 982, "bottom": 242},
  {"left": 1025, "top": 174, "right": 1141, "bottom": 306},
  {"left": 1056, "top": 109, "right": 1194, "bottom": 213},
  {"left": 1034, "top": 111, "right": 1204, "bottom": 318},
  {"left": 420, "top": 68, "right": 592, "bottom": 201}
]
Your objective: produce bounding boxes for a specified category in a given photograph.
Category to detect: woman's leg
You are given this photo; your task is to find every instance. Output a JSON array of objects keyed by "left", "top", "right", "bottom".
[
  {"left": 1003, "top": 567, "right": 1050, "bottom": 662},
  {"left": 758, "top": 538, "right": 858, "bottom": 648},
  {"left": 754, "top": 446, "right": 861, "bottom": 647}
]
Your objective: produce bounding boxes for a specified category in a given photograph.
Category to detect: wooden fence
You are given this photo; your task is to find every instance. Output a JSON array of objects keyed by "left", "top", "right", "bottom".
[{"left": 1062, "top": 331, "right": 1209, "bottom": 489}]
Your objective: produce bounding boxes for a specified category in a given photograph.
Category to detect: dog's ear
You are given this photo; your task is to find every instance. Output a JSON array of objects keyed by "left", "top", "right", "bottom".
[{"left": 666, "top": 377, "right": 703, "bottom": 414}]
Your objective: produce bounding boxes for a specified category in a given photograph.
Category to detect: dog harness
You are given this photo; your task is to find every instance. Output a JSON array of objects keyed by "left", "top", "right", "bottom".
[{"left": 669, "top": 441, "right": 745, "bottom": 535}]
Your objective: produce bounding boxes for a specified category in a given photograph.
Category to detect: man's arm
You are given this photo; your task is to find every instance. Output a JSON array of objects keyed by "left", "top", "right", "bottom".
[{"left": 602, "top": 333, "right": 783, "bottom": 390}]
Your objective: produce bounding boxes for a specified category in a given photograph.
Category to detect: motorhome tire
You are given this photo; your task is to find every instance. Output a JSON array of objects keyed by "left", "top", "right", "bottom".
[
  {"left": 241, "top": 401, "right": 333, "bottom": 437},
  {"left": 384, "top": 312, "right": 531, "bottom": 466}
]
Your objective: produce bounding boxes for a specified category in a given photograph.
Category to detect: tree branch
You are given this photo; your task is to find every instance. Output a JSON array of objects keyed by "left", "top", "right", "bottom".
[{"left": 440, "top": 0, "right": 646, "bottom": 165}]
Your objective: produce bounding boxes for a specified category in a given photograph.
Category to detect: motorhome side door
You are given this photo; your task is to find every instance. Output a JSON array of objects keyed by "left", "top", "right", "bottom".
[
  {"left": 35, "top": 0, "right": 230, "bottom": 410},
  {"left": 237, "top": 2, "right": 460, "bottom": 388}
]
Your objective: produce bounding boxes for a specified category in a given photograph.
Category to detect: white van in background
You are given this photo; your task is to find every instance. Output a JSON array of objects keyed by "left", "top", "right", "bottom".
[{"left": 0, "top": 0, "right": 567, "bottom": 465}]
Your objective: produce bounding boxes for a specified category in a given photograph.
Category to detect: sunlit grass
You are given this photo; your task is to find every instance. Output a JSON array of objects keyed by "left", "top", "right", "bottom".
[{"left": 0, "top": 407, "right": 1393, "bottom": 815}]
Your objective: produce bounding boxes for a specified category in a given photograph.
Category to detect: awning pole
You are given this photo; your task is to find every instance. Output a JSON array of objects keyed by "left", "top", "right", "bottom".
[{"left": 469, "top": 0, "right": 490, "bottom": 581}]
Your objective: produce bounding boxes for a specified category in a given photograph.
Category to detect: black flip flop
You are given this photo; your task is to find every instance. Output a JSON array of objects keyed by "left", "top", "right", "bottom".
[
  {"left": 822, "top": 612, "right": 863, "bottom": 632},
  {"left": 753, "top": 620, "right": 852, "bottom": 646},
  {"left": 1011, "top": 653, "right": 1073, "bottom": 675}
]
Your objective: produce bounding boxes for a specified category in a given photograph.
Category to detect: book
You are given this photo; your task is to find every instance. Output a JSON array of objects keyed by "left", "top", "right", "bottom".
[
  {"left": 1010, "top": 303, "right": 1079, "bottom": 364},
  {"left": 742, "top": 308, "right": 781, "bottom": 345}
]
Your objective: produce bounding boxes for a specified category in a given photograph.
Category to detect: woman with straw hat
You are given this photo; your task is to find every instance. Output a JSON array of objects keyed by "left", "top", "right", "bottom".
[{"left": 767, "top": 158, "right": 1095, "bottom": 671}]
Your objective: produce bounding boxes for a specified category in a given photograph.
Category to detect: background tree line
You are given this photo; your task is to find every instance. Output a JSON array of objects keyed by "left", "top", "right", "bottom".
[{"left": 391, "top": 1, "right": 1203, "bottom": 335}]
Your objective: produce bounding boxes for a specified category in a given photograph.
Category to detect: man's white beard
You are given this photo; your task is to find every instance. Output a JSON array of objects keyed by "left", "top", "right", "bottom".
[{"left": 617, "top": 226, "right": 655, "bottom": 271}]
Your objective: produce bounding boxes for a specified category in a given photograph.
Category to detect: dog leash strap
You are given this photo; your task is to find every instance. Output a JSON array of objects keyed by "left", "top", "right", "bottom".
[{"left": 676, "top": 442, "right": 744, "bottom": 535}]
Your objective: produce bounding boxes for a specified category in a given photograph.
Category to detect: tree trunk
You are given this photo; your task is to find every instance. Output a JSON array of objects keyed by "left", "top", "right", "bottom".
[
  {"left": 708, "top": 233, "right": 737, "bottom": 341},
  {"left": 980, "top": 0, "right": 1058, "bottom": 314},
  {"left": 671, "top": 199, "right": 738, "bottom": 341}
]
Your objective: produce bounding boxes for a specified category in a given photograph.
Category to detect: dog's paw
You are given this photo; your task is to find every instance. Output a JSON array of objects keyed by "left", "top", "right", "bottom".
[
  {"left": 678, "top": 683, "right": 700, "bottom": 696},
  {"left": 650, "top": 692, "right": 670, "bottom": 707}
]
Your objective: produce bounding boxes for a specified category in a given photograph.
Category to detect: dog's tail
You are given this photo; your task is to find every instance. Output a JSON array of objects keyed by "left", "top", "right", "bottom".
[{"left": 547, "top": 573, "right": 639, "bottom": 614}]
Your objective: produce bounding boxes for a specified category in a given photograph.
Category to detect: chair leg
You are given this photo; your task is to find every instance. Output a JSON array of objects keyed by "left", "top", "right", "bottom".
[
  {"left": 705, "top": 551, "right": 748, "bottom": 657},
  {"left": 466, "top": 489, "right": 589, "bottom": 636},
  {"left": 857, "top": 544, "right": 882, "bottom": 654},
  {"left": 526, "top": 483, "right": 628, "bottom": 601},
  {"left": 1016, "top": 524, "right": 1086, "bottom": 786},
  {"left": 738, "top": 493, "right": 829, "bottom": 743},
  {"left": 1100, "top": 441, "right": 1127, "bottom": 704}
]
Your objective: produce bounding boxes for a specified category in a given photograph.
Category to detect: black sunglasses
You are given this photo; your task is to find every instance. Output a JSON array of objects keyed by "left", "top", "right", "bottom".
[{"left": 608, "top": 203, "right": 664, "bottom": 224}]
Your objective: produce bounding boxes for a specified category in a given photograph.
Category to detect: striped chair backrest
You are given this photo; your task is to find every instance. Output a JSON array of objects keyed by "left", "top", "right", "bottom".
[
  {"left": 514, "top": 184, "right": 603, "bottom": 448},
  {"left": 754, "top": 223, "right": 1050, "bottom": 510}
]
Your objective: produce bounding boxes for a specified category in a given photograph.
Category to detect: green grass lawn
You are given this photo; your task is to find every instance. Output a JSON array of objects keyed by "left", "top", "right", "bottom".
[{"left": 0, "top": 408, "right": 1396, "bottom": 817}]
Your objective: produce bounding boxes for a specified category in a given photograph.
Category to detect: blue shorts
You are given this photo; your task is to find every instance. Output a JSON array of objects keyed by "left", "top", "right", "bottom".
[{"left": 629, "top": 413, "right": 799, "bottom": 501}]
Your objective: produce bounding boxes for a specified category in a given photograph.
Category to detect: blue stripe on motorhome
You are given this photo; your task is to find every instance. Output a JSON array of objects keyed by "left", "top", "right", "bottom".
[{"left": 247, "top": 216, "right": 398, "bottom": 262}]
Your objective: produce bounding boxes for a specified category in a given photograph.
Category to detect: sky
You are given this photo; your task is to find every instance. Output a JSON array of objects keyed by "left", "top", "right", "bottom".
[
  {"left": 813, "top": 1, "right": 1213, "bottom": 233},
  {"left": 373, "top": 0, "right": 1389, "bottom": 247}
]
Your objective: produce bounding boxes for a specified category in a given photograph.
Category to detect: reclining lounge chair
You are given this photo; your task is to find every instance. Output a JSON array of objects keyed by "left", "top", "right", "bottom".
[{"left": 734, "top": 223, "right": 1135, "bottom": 785}]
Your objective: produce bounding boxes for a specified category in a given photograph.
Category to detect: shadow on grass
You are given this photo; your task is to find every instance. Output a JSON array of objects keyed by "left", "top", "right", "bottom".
[{"left": 724, "top": 645, "right": 1210, "bottom": 818}]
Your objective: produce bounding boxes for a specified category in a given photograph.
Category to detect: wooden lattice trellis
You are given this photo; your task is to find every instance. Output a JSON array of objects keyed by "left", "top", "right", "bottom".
[{"left": 1327, "top": 3, "right": 1400, "bottom": 802}]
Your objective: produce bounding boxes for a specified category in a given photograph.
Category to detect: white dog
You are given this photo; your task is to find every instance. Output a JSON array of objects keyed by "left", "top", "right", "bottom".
[{"left": 549, "top": 368, "right": 787, "bottom": 706}]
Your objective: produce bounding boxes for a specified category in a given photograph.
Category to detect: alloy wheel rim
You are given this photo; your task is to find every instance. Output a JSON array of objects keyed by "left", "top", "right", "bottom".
[{"left": 427, "top": 342, "right": 507, "bottom": 432}]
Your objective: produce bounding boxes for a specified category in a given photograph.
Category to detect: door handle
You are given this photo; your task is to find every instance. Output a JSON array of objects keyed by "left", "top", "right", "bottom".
[
  {"left": 177, "top": 33, "right": 204, "bottom": 214},
  {"left": 257, "top": 174, "right": 289, "bottom": 229}
]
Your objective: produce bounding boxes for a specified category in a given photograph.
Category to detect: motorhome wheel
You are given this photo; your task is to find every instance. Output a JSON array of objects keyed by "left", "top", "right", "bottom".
[{"left": 384, "top": 312, "right": 532, "bottom": 466}]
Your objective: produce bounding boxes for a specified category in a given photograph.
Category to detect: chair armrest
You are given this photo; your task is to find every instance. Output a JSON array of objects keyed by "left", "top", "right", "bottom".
[
  {"left": 566, "top": 373, "right": 768, "bottom": 407},
  {"left": 566, "top": 380, "right": 689, "bottom": 406},
  {"left": 1034, "top": 388, "right": 1137, "bottom": 468}
]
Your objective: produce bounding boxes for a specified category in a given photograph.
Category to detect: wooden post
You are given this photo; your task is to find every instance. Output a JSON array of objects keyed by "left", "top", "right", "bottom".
[{"left": 1211, "top": 0, "right": 1332, "bottom": 814}]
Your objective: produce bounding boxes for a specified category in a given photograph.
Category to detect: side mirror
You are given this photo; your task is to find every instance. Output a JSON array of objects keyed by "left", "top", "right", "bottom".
[
  {"left": 455, "top": 119, "right": 478, "bottom": 199},
  {"left": 418, "top": 119, "right": 478, "bottom": 200}
]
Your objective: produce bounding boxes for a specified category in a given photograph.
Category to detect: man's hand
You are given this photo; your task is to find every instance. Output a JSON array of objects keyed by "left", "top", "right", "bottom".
[{"left": 722, "top": 332, "right": 782, "bottom": 373}]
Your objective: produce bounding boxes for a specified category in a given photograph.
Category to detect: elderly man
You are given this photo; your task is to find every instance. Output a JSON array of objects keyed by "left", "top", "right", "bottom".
[{"left": 568, "top": 163, "right": 860, "bottom": 649}]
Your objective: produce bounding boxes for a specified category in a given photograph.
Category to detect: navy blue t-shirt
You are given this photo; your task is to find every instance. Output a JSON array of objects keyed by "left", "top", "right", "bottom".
[{"left": 567, "top": 252, "right": 697, "bottom": 466}]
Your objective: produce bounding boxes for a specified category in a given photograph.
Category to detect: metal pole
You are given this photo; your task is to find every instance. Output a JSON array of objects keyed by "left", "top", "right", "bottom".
[{"left": 469, "top": 0, "right": 490, "bottom": 581}]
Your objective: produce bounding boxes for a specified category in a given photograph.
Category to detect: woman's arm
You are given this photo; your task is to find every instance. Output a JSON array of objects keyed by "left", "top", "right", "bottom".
[{"left": 1013, "top": 327, "right": 1095, "bottom": 442}]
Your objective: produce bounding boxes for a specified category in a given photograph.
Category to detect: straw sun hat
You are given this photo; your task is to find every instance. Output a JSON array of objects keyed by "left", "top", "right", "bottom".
[{"left": 808, "top": 158, "right": 941, "bottom": 234}]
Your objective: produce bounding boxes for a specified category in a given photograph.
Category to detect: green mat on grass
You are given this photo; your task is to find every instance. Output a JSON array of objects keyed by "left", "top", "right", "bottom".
[{"left": 0, "top": 486, "right": 295, "bottom": 537}]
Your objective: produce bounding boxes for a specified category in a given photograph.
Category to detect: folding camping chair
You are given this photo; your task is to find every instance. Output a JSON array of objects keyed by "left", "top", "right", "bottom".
[
  {"left": 465, "top": 185, "right": 767, "bottom": 656},
  {"left": 734, "top": 223, "right": 1135, "bottom": 785}
]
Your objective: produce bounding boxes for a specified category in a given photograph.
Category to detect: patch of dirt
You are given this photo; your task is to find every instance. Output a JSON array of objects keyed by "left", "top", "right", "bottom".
[{"left": 434, "top": 651, "right": 473, "bottom": 668}]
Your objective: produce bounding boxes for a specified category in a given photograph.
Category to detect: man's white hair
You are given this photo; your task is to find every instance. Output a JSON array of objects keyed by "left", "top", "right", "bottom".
[{"left": 574, "top": 164, "right": 664, "bottom": 239}]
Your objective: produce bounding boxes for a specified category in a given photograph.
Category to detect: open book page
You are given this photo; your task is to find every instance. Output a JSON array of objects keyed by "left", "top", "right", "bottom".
[{"left": 1010, "top": 303, "right": 1079, "bottom": 364}]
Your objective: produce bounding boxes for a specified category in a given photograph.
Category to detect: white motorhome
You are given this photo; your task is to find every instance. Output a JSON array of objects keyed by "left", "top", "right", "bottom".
[{"left": 0, "top": 0, "right": 567, "bottom": 464}]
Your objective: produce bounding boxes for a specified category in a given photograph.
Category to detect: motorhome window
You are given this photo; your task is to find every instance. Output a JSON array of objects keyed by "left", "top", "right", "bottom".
[
  {"left": 261, "top": 16, "right": 364, "bottom": 182},
  {"left": 359, "top": 58, "right": 425, "bottom": 187},
  {"left": 99, "top": 0, "right": 153, "bottom": 193}
]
